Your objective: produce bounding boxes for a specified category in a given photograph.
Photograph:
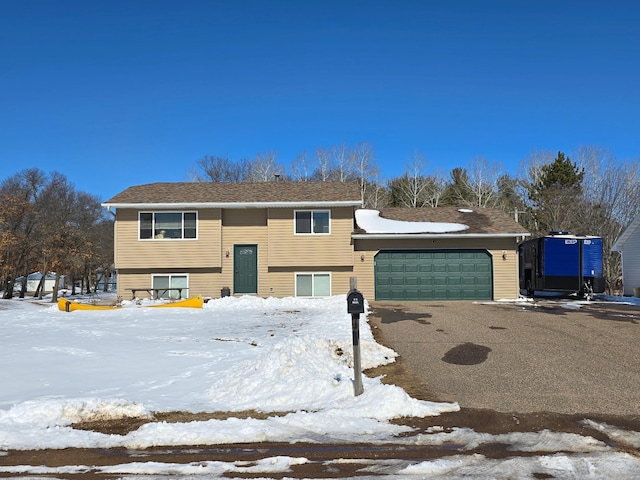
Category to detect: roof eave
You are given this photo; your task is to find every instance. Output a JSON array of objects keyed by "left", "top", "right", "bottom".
[
  {"left": 351, "top": 232, "right": 531, "bottom": 239},
  {"left": 612, "top": 214, "right": 640, "bottom": 251},
  {"left": 102, "top": 200, "right": 362, "bottom": 209}
]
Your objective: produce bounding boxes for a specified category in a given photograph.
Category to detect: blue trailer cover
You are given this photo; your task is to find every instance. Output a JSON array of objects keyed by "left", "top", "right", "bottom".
[
  {"left": 582, "top": 238, "right": 603, "bottom": 276},
  {"left": 543, "top": 237, "right": 580, "bottom": 276}
]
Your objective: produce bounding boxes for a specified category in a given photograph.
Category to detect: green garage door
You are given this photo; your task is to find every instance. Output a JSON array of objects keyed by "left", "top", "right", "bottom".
[{"left": 375, "top": 250, "right": 493, "bottom": 300}]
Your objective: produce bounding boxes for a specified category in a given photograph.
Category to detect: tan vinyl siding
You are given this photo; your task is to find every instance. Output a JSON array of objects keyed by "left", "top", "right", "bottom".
[
  {"left": 222, "top": 209, "right": 268, "bottom": 295},
  {"left": 265, "top": 267, "right": 355, "bottom": 297},
  {"left": 353, "top": 237, "right": 520, "bottom": 300},
  {"left": 114, "top": 208, "right": 221, "bottom": 269},
  {"left": 267, "top": 207, "right": 354, "bottom": 267},
  {"left": 116, "top": 269, "right": 223, "bottom": 300},
  {"left": 352, "top": 252, "right": 375, "bottom": 300}
]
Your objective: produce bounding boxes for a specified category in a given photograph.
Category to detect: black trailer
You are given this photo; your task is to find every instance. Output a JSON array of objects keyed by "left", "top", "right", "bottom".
[{"left": 519, "top": 233, "right": 605, "bottom": 299}]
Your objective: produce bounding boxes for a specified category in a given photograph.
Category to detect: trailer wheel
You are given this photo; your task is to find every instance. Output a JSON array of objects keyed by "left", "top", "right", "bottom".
[{"left": 582, "top": 281, "right": 594, "bottom": 301}]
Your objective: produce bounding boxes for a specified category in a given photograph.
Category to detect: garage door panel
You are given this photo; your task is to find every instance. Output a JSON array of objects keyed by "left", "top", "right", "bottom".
[
  {"left": 433, "top": 264, "right": 447, "bottom": 273},
  {"left": 376, "top": 264, "right": 392, "bottom": 273},
  {"left": 375, "top": 250, "right": 492, "bottom": 301}
]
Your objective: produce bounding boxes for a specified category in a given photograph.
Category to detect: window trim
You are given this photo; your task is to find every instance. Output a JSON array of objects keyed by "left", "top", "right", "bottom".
[
  {"left": 151, "top": 273, "right": 189, "bottom": 299},
  {"left": 138, "top": 211, "right": 198, "bottom": 240},
  {"left": 293, "top": 209, "right": 331, "bottom": 235},
  {"left": 294, "top": 272, "right": 332, "bottom": 297}
]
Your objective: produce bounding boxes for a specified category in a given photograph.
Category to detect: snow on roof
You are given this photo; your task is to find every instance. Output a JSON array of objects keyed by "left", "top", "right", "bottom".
[{"left": 355, "top": 209, "right": 469, "bottom": 234}]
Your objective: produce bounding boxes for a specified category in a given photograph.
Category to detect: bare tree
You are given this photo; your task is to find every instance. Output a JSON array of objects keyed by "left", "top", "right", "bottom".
[
  {"left": 388, "top": 152, "right": 446, "bottom": 208},
  {"left": 311, "top": 147, "right": 332, "bottom": 181},
  {"left": 290, "top": 151, "right": 311, "bottom": 181},
  {"left": 464, "top": 157, "right": 502, "bottom": 208},
  {"left": 363, "top": 176, "right": 391, "bottom": 209},
  {"left": 574, "top": 146, "right": 640, "bottom": 293},
  {"left": 190, "top": 155, "right": 246, "bottom": 182},
  {"left": 0, "top": 168, "right": 47, "bottom": 298},
  {"left": 246, "top": 151, "right": 283, "bottom": 182},
  {"left": 350, "top": 142, "right": 378, "bottom": 205},
  {"left": 331, "top": 143, "right": 352, "bottom": 182},
  {"left": 395, "top": 152, "right": 427, "bottom": 208}
]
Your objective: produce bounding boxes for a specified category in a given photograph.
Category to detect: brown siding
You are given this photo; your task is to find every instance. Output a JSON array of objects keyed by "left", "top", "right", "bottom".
[
  {"left": 267, "top": 207, "right": 355, "bottom": 267},
  {"left": 353, "top": 237, "right": 520, "bottom": 300},
  {"left": 114, "top": 209, "right": 221, "bottom": 270}
]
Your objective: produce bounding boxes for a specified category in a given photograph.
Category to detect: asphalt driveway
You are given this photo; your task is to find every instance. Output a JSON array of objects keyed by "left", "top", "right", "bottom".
[{"left": 368, "top": 299, "right": 640, "bottom": 416}]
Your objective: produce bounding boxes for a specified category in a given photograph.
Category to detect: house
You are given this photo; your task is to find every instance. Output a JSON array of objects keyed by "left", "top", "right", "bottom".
[
  {"left": 612, "top": 213, "right": 640, "bottom": 296},
  {"left": 13, "top": 272, "right": 64, "bottom": 293},
  {"left": 103, "top": 182, "right": 529, "bottom": 301}
]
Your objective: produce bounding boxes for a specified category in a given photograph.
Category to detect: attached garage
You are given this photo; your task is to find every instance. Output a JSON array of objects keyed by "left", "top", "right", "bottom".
[
  {"left": 374, "top": 249, "right": 492, "bottom": 300},
  {"left": 352, "top": 207, "right": 531, "bottom": 301}
]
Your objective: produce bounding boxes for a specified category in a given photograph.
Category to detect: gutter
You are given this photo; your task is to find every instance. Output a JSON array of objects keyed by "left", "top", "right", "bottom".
[
  {"left": 101, "top": 201, "right": 362, "bottom": 209},
  {"left": 351, "top": 233, "right": 531, "bottom": 240}
]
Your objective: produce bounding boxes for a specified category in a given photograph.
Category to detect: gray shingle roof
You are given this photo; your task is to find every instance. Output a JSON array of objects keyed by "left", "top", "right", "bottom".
[
  {"left": 356, "top": 207, "right": 529, "bottom": 235},
  {"left": 104, "top": 181, "right": 362, "bottom": 205}
]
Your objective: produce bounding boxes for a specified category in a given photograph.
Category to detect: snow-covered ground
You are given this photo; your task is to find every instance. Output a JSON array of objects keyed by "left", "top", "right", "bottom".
[{"left": 1, "top": 293, "right": 639, "bottom": 478}]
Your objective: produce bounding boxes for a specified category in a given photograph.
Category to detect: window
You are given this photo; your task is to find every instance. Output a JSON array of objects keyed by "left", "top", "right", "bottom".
[
  {"left": 294, "top": 210, "right": 330, "bottom": 234},
  {"left": 139, "top": 212, "right": 197, "bottom": 240},
  {"left": 295, "top": 273, "right": 331, "bottom": 297},
  {"left": 152, "top": 274, "right": 188, "bottom": 299}
]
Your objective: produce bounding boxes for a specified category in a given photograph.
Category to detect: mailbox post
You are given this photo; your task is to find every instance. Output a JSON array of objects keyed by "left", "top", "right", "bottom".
[{"left": 347, "top": 288, "right": 365, "bottom": 396}]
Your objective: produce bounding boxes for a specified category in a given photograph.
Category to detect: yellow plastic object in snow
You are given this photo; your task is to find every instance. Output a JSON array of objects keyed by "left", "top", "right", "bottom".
[{"left": 58, "top": 295, "right": 204, "bottom": 312}]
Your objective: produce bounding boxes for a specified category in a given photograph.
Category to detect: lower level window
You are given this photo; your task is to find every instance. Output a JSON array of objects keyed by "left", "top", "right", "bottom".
[
  {"left": 152, "top": 274, "right": 188, "bottom": 299},
  {"left": 295, "top": 273, "right": 331, "bottom": 297}
]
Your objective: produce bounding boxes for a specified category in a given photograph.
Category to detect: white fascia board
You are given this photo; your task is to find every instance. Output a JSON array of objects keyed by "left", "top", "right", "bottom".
[
  {"left": 351, "top": 233, "right": 531, "bottom": 240},
  {"left": 101, "top": 200, "right": 362, "bottom": 209},
  {"left": 612, "top": 213, "right": 640, "bottom": 252}
]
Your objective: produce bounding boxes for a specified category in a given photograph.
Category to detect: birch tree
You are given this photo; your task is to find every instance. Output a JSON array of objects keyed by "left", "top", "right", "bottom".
[
  {"left": 350, "top": 142, "right": 379, "bottom": 206},
  {"left": 246, "top": 151, "right": 284, "bottom": 182},
  {"left": 388, "top": 152, "right": 445, "bottom": 207},
  {"left": 290, "top": 151, "right": 311, "bottom": 181},
  {"left": 574, "top": 145, "right": 640, "bottom": 292},
  {"left": 311, "top": 147, "right": 332, "bottom": 181},
  {"left": 464, "top": 157, "right": 502, "bottom": 208}
]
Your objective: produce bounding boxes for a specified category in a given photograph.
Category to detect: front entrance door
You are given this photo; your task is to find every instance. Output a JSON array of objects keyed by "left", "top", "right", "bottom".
[{"left": 234, "top": 244, "right": 258, "bottom": 294}]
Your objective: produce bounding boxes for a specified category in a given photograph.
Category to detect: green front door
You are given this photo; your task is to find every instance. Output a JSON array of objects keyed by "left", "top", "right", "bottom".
[
  {"left": 375, "top": 250, "right": 492, "bottom": 301},
  {"left": 234, "top": 244, "right": 258, "bottom": 294}
]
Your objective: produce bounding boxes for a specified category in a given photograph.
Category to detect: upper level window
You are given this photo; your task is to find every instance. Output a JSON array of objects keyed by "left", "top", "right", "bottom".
[
  {"left": 295, "top": 210, "right": 330, "bottom": 234},
  {"left": 139, "top": 212, "right": 197, "bottom": 240}
]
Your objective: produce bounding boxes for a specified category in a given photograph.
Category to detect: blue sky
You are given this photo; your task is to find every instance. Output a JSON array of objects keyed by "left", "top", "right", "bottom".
[{"left": 2, "top": 0, "right": 638, "bottom": 200}]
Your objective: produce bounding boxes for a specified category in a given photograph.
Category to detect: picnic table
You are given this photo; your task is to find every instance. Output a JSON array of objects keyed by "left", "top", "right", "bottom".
[{"left": 128, "top": 288, "right": 186, "bottom": 300}]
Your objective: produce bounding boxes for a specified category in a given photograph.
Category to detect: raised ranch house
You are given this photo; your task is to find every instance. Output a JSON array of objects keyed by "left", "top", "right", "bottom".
[{"left": 103, "top": 182, "right": 529, "bottom": 301}]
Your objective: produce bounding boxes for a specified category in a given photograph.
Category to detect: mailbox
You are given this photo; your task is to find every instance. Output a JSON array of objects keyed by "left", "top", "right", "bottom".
[{"left": 347, "top": 289, "right": 365, "bottom": 315}]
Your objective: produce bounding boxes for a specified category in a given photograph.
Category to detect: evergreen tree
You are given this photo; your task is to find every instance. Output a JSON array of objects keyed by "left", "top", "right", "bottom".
[{"left": 526, "top": 151, "right": 584, "bottom": 235}]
